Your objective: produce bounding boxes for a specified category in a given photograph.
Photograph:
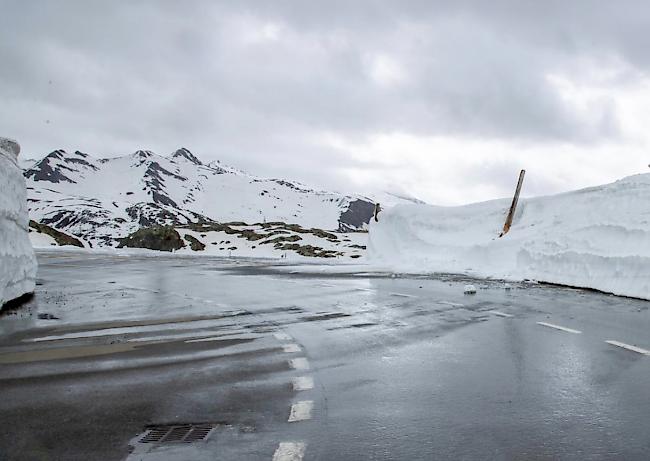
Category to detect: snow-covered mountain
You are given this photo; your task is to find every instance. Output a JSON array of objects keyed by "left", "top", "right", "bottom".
[{"left": 24, "top": 148, "right": 381, "bottom": 246}]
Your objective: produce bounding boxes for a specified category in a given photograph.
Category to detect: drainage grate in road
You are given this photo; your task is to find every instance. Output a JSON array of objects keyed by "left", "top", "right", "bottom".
[{"left": 139, "top": 424, "right": 216, "bottom": 444}]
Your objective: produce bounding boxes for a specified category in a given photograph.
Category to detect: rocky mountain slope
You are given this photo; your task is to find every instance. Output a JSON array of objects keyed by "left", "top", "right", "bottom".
[{"left": 24, "top": 148, "right": 386, "bottom": 248}]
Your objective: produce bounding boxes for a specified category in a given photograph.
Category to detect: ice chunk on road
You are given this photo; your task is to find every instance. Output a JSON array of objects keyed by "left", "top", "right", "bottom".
[{"left": 464, "top": 284, "right": 477, "bottom": 294}]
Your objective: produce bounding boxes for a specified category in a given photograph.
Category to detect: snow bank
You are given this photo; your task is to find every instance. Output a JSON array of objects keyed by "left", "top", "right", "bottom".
[
  {"left": 368, "top": 173, "right": 650, "bottom": 299},
  {"left": 1, "top": 138, "right": 37, "bottom": 306}
]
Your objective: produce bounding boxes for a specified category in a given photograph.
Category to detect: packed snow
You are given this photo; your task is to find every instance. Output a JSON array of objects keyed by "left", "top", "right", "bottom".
[
  {"left": 29, "top": 230, "right": 58, "bottom": 247},
  {"left": 0, "top": 138, "right": 37, "bottom": 306},
  {"left": 369, "top": 173, "right": 650, "bottom": 300}
]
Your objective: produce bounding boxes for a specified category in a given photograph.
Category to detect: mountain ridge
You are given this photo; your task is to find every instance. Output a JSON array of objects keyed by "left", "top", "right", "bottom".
[{"left": 24, "top": 147, "right": 389, "bottom": 247}]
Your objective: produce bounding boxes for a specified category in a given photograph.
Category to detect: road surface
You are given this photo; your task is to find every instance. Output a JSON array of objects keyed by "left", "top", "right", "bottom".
[{"left": 1, "top": 250, "right": 649, "bottom": 460}]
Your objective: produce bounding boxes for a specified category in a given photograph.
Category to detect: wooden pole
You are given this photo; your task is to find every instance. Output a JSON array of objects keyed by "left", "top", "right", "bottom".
[{"left": 500, "top": 169, "right": 525, "bottom": 237}]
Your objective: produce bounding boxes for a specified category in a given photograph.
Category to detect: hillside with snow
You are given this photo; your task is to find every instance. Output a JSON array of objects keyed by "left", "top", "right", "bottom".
[
  {"left": 369, "top": 173, "right": 650, "bottom": 300},
  {"left": 24, "top": 148, "right": 391, "bottom": 248}
]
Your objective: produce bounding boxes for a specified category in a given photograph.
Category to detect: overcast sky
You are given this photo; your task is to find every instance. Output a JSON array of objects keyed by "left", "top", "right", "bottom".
[{"left": 3, "top": 1, "right": 650, "bottom": 204}]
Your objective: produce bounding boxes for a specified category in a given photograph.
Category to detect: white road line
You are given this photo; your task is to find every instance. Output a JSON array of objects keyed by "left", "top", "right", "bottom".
[
  {"left": 274, "top": 333, "right": 292, "bottom": 341},
  {"left": 389, "top": 292, "right": 416, "bottom": 298},
  {"left": 185, "top": 336, "right": 221, "bottom": 343},
  {"left": 319, "top": 283, "right": 335, "bottom": 288},
  {"left": 288, "top": 401, "right": 314, "bottom": 422},
  {"left": 605, "top": 340, "right": 650, "bottom": 355},
  {"left": 491, "top": 311, "right": 514, "bottom": 318},
  {"left": 283, "top": 344, "right": 301, "bottom": 353},
  {"left": 289, "top": 357, "right": 310, "bottom": 370},
  {"left": 438, "top": 301, "right": 464, "bottom": 307},
  {"left": 292, "top": 376, "right": 314, "bottom": 391},
  {"left": 129, "top": 329, "right": 249, "bottom": 343},
  {"left": 272, "top": 442, "right": 306, "bottom": 461},
  {"left": 536, "top": 322, "right": 581, "bottom": 334},
  {"left": 27, "top": 318, "right": 233, "bottom": 342},
  {"left": 185, "top": 335, "right": 258, "bottom": 343},
  {"left": 355, "top": 287, "right": 372, "bottom": 292}
]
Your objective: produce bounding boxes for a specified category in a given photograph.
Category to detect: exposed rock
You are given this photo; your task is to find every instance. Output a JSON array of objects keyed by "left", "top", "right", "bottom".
[
  {"left": 262, "top": 235, "right": 302, "bottom": 246},
  {"left": 117, "top": 226, "right": 185, "bottom": 252},
  {"left": 24, "top": 150, "right": 77, "bottom": 183},
  {"left": 29, "top": 220, "right": 84, "bottom": 247},
  {"left": 172, "top": 148, "right": 203, "bottom": 166},
  {"left": 184, "top": 234, "right": 205, "bottom": 251},
  {"left": 37, "top": 312, "right": 60, "bottom": 320},
  {"left": 338, "top": 199, "right": 375, "bottom": 231}
]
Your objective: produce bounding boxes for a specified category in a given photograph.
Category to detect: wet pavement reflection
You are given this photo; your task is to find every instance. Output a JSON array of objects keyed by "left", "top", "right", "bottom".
[{"left": 1, "top": 250, "right": 649, "bottom": 460}]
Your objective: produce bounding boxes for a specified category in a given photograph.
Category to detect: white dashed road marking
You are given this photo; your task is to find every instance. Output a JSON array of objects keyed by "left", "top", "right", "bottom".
[
  {"left": 274, "top": 333, "right": 292, "bottom": 341},
  {"left": 605, "top": 340, "right": 650, "bottom": 355},
  {"left": 272, "top": 442, "right": 306, "bottom": 461},
  {"left": 28, "top": 319, "right": 233, "bottom": 342},
  {"left": 491, "top": 311, "right": 514, "bottom": 318},
  {"left": 289, "top": 358, "right": 310, "bottom": 370},
  {"left": 288, "top": 401, "right": 314, "bottom": 422},
  {"left": 536, "top": 322, "right": 581, "bottom": 334},
  {"left": 438, "top": 301, "right": 464, "bottom": 307},
  {"left": 389, "top": 292, "right": 416, "bottom": 298},
  {"left": 283, "top": 344, "right": 301, "bottom": 353},
  {"left": 292, "top": 376, "right": 314, "bottom": 391},
  {"left": 184, "top": 335, "right": 258, "bottom": 343}
]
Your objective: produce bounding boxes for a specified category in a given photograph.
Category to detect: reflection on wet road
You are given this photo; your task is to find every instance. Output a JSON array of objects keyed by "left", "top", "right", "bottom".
[{"left": 1, "top": 251, "right": 649, "bottom": 460}]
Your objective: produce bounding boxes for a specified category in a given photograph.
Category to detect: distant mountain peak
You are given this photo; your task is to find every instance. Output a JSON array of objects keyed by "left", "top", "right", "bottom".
[
  {"left": 24, "top": 150, "right": 74, "bottom": 183},
  {"left": 133, "top": 150, "right": 155, "bottom": 159},
  {"left": 171, "top": 147, "right": 202, "bottom": 165},
  {"left": 49, "top": 149, "right": 66, "bottom": 159}
]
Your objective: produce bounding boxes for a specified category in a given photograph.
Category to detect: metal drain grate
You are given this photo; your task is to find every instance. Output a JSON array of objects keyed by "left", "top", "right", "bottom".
[{"left": 139, "top": 424, "right": 216, "bottom": 444}]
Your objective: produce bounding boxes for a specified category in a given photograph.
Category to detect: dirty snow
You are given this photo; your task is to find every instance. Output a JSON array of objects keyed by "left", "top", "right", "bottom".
[
  {"left": 369, "top": 173, "right": 650, "bottom": 300},
  {"left": 0, "top": 138, "right": 37, "bottom": 305}
]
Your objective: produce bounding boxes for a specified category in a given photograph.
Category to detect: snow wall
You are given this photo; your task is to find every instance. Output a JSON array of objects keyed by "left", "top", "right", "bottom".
[
  {"left": 1, "top": 137, "right": 37, "bottom": 306},
  {"left": 368, "top": 173, "right": 650, "bottom": 300}
]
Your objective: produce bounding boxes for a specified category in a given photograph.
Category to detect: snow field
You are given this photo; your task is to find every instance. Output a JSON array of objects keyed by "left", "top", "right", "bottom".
[
  {"left": 29, "top": 230, "right": 58, "bottom": 247},
  {"left": 176, "top": 225, "right": 367, "bottom": 260}
]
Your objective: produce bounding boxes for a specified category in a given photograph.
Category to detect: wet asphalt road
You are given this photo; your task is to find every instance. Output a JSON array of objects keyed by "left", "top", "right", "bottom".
[{"left": 1, "top": 250, "right": 650, "bottom": 460}]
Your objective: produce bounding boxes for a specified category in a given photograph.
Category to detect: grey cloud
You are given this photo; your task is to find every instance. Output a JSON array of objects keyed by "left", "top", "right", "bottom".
[{"left": 1, "top": 0, "right": 647, "bottom": 199}]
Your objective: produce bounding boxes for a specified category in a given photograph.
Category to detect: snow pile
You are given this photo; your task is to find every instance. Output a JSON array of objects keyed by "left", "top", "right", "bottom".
[
  {"left": 368, "top": 173, "right": 650, "bottom": 299},
  {"left": 0, "top": 138, "right": 37, "bottom": 306}
]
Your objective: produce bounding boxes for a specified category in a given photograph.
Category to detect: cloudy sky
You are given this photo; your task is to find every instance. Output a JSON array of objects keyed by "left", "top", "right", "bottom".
[{"left": 3, "top": 1, "right": 650, "bottom": 204}]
